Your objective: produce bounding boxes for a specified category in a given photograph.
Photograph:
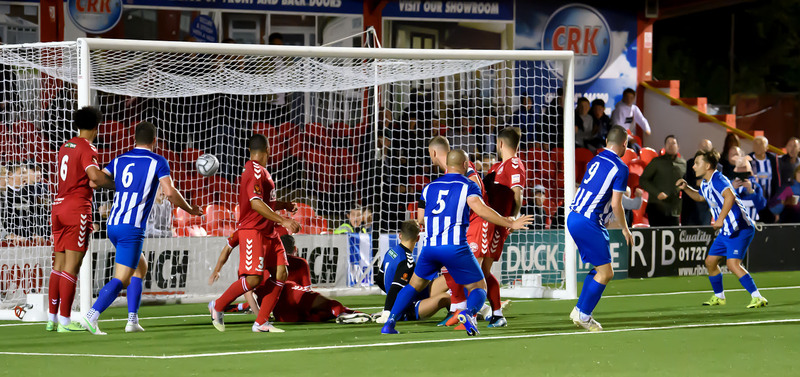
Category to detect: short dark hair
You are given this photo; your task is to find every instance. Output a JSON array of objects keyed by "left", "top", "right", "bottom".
[
  {"left": 134, "top": 121, "right": 157, "bottom": 145},
  {"left": 268, "top": 33, "right": 283, "bottom": 44},
  {"left": 591, "top": 99, "right": 605, "bottom": 108},
  {"left": 698, "top": 149, "right": 720, "bottom": 167},
  {"left": 664, "top": 134, "right": 676, "bottom": 145},
  {"left": 497, "top": 127, "right": 521, "bottom": 150},
  {"left": 74, "top": 107, "right": 102, "bottom": 130},
  {"left": 399, "top": 220, "right": 420, "bottom": 241},
  {"left": 248, "top": 134, "right": 268, "bottom": 152},
  {"left": 607, "top": 125, "right": 628, "bottom": 146},
  {"left": 623, "top": 88, "right": 636, "bottom": 97},
  {"left": 280, "top": 234, "right": 296, "bottom": 255},
  {"left": 577, "top": 97, "right": 590, "bottom": 105}
]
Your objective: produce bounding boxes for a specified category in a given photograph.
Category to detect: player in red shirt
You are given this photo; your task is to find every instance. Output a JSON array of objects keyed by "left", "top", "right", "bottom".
[
  {"left": 466, "top": 127, "right": 526, "bottom": 327},
  {"left": 210, "top": 233, "right": 370, "bottom": 323},
  {"left": 423, "top": 136, "right": 490, "bottom": 326},
  {"left": 208, "top": 134, "right": 301, "bottom": 333},
  {"left": 47, "top": 107, "right": 116, "bottom": 333}
]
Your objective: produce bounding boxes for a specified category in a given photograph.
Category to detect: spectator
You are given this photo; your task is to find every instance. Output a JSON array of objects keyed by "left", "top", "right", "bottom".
[
  {"left": 722, "top": 145, "right": 743, "bottom": 180},
  {"left": 731, "top": 154, "right": 766, "bottom": 222},
  {"left": 146, "top": 185, "right": 173, "bottom": 238},
  {"left": 769, "top": 165, "right": 800, "bottom": 223},
  {"left": 512, "top": 95, "right": 536, "bottom": 145},
  {"left": 610, "top": 88, "right": 651, "bottom": 136},
  {"left": 748, "top": 135, "right": 780, "bottom": 223},
  {"left": 720, "top": 133, "right": 741, "bottom": 178},
  {"left": 681, "top": 139, "right": 718, "bottom": 226},
  {"left": 360, "top": 207, "right": 373, "bottom": 233},
  {"left": 92, "top": 190, "right": 112, "bottom": 239},
  {"left": 334, "top": 207, "right": 363, "bottom": 234},
  {"left": 535, "top": 88, "right": 564, "bottom": 151},
  {"left": 585, "top": 98, "right": 612, "bottom": 151},
  {"left": 574, "top": 97, "right": 593, "bottom": 149},
  {"left": 529, "top": 185, "right": 549, "bottom": 230},
  {"left": 640, "top": 135, "right": 686, "bottom": 226},
  {"left": 778, "top": 137, "right": 799, "bottom": 187},
  {"left": 1, "top": 165, "right": 45, "bottom": 242},
  {"left": 22, "top": 164, "right": 51, "bottom": 237}
]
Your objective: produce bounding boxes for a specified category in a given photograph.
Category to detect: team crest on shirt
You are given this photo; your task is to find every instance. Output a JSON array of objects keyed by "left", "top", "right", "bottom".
[{"left": 254, "top": 185, "right": 262, "bottom": 195}]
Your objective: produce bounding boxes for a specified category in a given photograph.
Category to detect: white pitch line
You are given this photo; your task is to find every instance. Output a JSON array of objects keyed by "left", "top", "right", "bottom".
[
  {"left": 602, "top": 285, "right": 800, "bottom": 299},
  {"left": 1, "top": 286, "right": 797, "bottom": 328},
  {"left": 1, "top": 318, "right": 798, "bottom": 359}
]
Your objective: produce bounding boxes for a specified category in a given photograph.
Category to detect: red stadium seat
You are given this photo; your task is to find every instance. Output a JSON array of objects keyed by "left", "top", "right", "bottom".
[
  {"left": 628, "top": 158, "right": 646, "bottom": 176},
  {"left": 407, "top": 202, "right": 420, "bottom": 222},
  {"left": 632, "top": 199, "right": 649, "bottom": 228},
  {"left": 173, "top": 207, "right": 202, "bottom": 227},
  {"left": 205, "top": 204, "right": 236, "bottom": 235},
  {"left": 408, "top": 175, "right": 430, "bottom": 192},
  {"left": 639, "top": 147, "right": 658, "bottom": 165},
  {"left": 574, "top": 147, "right": 594, "bottom": 181},
  {"left": 627, "top": 172, "right": 640, "bottom": 191},
  {"left": 621, "top": 148, "right": 637, "bottom": 165}
]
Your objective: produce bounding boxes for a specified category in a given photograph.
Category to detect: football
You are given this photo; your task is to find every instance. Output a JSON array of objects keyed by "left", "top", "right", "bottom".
[{"left": 196, "top": 153, "right": 220, "bottom": 177}]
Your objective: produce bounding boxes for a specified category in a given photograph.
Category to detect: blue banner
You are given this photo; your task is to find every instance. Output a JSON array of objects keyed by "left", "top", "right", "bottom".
[
  {"left": 515, "top": 1, "right": 638, "bottom": 111},
  {"left": 121, "top": 0, "right": 363, "bottom": 14},
  {"left": 383, "top": 0, "right": 513, "bottom": 21}
]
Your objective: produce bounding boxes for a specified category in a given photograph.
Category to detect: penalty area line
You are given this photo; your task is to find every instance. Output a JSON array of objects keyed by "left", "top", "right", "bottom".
[{"left": 2, "top": 318, "right": 799, "bottom": 359}]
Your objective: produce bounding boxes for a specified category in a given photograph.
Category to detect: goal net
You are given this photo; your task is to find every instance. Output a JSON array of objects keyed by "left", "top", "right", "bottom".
[{"left": 0, "top": 39, "right": 575, "bottom": 319}]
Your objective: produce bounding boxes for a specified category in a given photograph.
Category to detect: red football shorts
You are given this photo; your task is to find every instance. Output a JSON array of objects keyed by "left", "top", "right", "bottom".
[
  {"left": 52, "top": 209, "right": 92, "bottom": 253},
  {"left": 237, "top": 229, "right": 288, "bottom": 276},
  {"left": 466, "top": 219, "right": 509, "bottom": 261}
]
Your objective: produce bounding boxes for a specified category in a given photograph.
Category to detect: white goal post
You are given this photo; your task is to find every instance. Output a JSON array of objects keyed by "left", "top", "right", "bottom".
[{"left": 0, "top": 38, "right": 575, "bottom": 320}]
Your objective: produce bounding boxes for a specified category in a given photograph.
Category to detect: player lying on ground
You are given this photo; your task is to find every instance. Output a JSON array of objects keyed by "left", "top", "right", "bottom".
[
  {"left": 209, "top": 134, "right": 302, "bottom": 333},
  {"left": 48, "top": 107, "right": 116, "bottom": 333},
  {"left": 567, "top": 125, "right": 632, "bottom": 332},
  {"left": 677, "top": 149, "right": 768, "bottom": 308},
  {"left": 81, "top": 122, "right": 203, "bottom": 335},
  {"left": 381, "top": 150, "right": 533, "bottom": 336},
  {"left": 210, "top": 232, "right": 370, "bottom": 323},
  {"left": 374, "top": 220, "right": 452, "bottom": 324}
]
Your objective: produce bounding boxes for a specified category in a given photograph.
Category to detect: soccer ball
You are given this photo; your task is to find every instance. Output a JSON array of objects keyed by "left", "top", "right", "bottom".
[{"left": 196, "top": 154, "right": 220, "bottom": 177}]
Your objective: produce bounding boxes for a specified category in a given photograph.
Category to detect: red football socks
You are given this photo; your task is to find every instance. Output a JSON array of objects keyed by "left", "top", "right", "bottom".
[{"left": 215, "top": 277, "right": 253, "bottom": 312}]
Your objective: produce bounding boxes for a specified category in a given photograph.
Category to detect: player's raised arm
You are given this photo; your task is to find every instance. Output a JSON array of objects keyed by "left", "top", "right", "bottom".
[
  {"left": 159, "top": 176, "right": 202, "bottom": 216},
  {"left": 676, "top": 178, "right": 705, "bottom": 202}
]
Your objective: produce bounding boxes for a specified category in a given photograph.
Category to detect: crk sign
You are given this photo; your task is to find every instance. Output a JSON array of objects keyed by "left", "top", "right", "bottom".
[
  {"left": 543, "top": 4, "right": 612, "bottom": 85},
  {"left": 68, "top": 0, "right": 123, "bottom": 34}
]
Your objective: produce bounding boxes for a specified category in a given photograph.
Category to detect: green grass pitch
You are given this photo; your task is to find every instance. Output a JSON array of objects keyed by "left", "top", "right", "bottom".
[{"left": 1, "top": 271, "right": 798, "bottom": 376}]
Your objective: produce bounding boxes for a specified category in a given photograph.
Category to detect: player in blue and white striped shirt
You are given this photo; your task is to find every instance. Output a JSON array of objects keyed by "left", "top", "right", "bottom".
[
  {"left": 567, "top": 125, "right": 632, "bottom": 332},
  {"left": 677, "top": 149, "right": 768, "bottom": 309},
  {"left": 81, "top": 122, "right": 203, "bottom": 335},
  {"left": 381, "top": 150, "right": 533, "bottom": 336}
]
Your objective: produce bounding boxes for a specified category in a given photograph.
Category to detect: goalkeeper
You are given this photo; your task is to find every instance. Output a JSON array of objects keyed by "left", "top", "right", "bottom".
[{"left": 374, "top": 220, "right": 451, "bottom": 323}]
